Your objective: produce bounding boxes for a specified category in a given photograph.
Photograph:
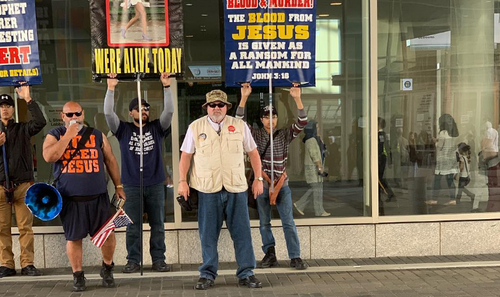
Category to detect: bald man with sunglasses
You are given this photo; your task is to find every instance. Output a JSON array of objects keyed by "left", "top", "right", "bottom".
[{"left": 104, "top": 73, "right": 174, "bottom": 274}]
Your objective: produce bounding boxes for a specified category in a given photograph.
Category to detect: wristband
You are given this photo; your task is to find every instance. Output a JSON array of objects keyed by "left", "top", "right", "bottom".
[
  {"left": 178, "top": 179, "right": 187, "bottom": 183},
  {"left": 164, "top": 85, "right": 170, "bottom": 89},
  {"left": 115, "top": 184, "right": 124, "bottom": 189}
]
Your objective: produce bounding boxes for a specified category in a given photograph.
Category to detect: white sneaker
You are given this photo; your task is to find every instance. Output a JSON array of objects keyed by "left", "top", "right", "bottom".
[
  {"left": 294, "top": 203, "right": 304, "bottom": 215},
  {"left": 318, "top": 212, "right": 331, "bottom": 217}
]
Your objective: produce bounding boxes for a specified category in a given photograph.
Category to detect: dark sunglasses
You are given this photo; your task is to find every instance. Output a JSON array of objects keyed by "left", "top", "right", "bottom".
[
  {"left": 133, "top": 106, "right": 150, "bottom": 111},
  {"left": 64, "top": 111, "right": 82, "bottom": 117},
  {"left": 207, "top": 102, "right": 226, "bottom": 108}
]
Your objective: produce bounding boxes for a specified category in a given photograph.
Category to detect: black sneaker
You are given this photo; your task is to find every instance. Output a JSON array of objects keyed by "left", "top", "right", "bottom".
[
  {"left": 290, "top": 258, "right": 308, "bottom": 270},
  {"left": 238, "top": 275, "right": 262, "bottom": 288},
  {"left": 256, "top": 246, "right": 278, "bottom": 268},
  {"left": 72, "top": 271, "right": 86, "bottom": 292},
  {"left": 152, "top": 260, "right": 170, "bottom": 272},
  {"left": 122, "top": 261, "right": 140, "bottom": 273},
  {"left": 195, "top": 277, "right": 214, "bottom": 290},
  {"left": 0, "top": 266, "right": 16, "bottom": 277},
  {"left": 100, "top": 262, "right": 115, "bottom": 288},
  {"left": 21, "top": 265, "right": 42, "bottom": 276}
]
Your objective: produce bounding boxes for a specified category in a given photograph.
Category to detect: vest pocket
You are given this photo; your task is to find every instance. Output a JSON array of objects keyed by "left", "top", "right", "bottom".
[
  {"left": 227, "top": 135, "right": 243, "bottom": 153},
  {"left": 231, "top": 168, "right": 246, "bottom": 186},
  {"left": 197, "top": 140, "right": 211, "bottom": 155}
]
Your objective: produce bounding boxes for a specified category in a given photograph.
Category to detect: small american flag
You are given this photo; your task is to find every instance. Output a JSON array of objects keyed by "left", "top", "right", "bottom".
[{"left": 91, "top": 209, "right": 133, "bottom": 248}]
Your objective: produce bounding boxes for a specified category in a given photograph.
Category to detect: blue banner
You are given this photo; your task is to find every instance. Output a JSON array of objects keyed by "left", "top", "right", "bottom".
[
  {"left": 224, "top": 0, "right": 316, "bottom": 87},
  {"left": 0, "top": 0, "right": 42, "bottom": 86}
]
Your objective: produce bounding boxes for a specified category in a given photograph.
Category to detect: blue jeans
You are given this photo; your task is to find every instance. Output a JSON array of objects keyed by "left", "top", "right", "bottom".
[
  {"left": 124, "top": 183, "right": 166, "bottom": 264},
  {"left": 198, "top": 189, "right": 255, "bottom": 280},
  {"left": 256, "top": 186, "right": 301, "bottom": 259}
]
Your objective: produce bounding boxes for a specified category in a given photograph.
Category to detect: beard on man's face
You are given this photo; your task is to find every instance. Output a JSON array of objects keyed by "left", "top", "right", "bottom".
[{"left": 133, "top": 114, "right": 150, "bottom": 124}]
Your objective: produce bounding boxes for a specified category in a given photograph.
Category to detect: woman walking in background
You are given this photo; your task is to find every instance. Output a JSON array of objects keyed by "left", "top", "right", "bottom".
[
  {"left": 427, "top": 114, "right": 459, "bottom": 206},
  {"left": 294, "top": 121, "right": 330, "bottom": 217}
]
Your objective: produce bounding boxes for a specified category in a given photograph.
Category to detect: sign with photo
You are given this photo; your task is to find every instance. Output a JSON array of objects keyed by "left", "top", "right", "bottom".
[
  {"left": 89, "top": 0, "right": 184, "bottom": 81},
  {"left": 0, "top": 0, "right": 42, "bottom": 86},
  {"left": 224, "top": 0, "right": 317, "bottom": 87}
]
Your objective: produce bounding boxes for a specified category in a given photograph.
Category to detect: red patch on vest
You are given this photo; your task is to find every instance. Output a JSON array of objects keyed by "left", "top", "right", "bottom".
[{"left": 228, "top": 125, "right": 236, "bottom": 133}]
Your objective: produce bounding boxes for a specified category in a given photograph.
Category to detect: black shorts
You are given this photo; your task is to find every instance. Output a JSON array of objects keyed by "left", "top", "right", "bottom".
[{"left": 60, "top": 192, "right": 112, "bottom": 241}]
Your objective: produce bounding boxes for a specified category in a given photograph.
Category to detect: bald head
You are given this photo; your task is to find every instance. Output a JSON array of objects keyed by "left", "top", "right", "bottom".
[
  {"left": 62, "top": 101, "right": 82, "bottom": 113},
  {"left": 61, "top": 101, "right": 84, "bottom": 127}
]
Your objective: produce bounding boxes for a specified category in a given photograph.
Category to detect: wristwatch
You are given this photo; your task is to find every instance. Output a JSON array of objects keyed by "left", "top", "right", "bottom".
[{"left": 256, "top": 177, "right": 264, "bottom": 181}]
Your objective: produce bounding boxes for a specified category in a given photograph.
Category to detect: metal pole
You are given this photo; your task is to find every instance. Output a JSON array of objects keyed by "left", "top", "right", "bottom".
[
  {"left": 136, "top": 74, "right": 144, "bottom": 276},
  {"left": 268, "top": 4, "right": 274, "bottom": 191}
]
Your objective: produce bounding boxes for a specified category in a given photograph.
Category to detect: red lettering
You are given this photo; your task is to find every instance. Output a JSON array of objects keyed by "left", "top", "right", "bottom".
[
  {"left": 8, "top": 47, "right": 20, "bottom": 64},
  {"left": 227, "top": 0, "right": 257, "bottom": 8},
  {"left": 19, "top": 46, "right": 31, "bottom": 64},
  {"left": 0, "top": 48, "right": 7, "bottom": 64},
  {"left": 93, "top": 160, "right": 100, "bottom": 172}
]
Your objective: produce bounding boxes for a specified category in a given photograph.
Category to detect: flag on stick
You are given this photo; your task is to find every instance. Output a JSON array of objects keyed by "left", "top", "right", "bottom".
[{"left": 91, "top": 208, "right": 133, "bottom": 248}]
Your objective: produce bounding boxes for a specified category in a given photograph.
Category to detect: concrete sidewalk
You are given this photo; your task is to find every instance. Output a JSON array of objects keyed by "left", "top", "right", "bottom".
[{"left": 2, "top": 255, "right": 500, "bottom": 296}]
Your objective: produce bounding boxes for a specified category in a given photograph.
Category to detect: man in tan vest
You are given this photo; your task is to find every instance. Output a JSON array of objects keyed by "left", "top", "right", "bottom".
[{"left": 178, "top": 90, "right": 264, "bottom": 290}]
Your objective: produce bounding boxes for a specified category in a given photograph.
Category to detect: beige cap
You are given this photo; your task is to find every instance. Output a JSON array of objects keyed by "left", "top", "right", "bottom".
[{"left": 202, "top": 90, "right": 232, "bottom": 109}]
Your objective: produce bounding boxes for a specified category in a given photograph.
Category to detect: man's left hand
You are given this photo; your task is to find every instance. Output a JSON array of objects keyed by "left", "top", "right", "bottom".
[
  {"left": 160, "top": 72, "right": 171, "bottom": 87},
  {"left": 252, "top": 179, "right": 263, "bottom": 198},
  {"left": 115, "top": 188, "right": 126, "bottom": 201},
  {"left": 290, "top": 83, "right": 301, "bottom": 100},
  {"left": 15, "top": 82, "right": 31, "bottom": 103}
]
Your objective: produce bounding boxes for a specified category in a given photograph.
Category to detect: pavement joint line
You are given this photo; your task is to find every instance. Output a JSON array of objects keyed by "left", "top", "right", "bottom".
[{"left": 3, "top": 261, "right": 500, "bottom": 283}]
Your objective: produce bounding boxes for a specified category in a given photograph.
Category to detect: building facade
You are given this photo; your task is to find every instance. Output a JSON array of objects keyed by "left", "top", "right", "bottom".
[{"left": 5, "top": 0, "right": 500, "bottom": 268}]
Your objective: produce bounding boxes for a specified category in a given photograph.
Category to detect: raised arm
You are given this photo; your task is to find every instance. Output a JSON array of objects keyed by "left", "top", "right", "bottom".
[
  {"left": 288, "top": 84, "right": 307, "bottom": 141},
  {"left": 236, "top": 83, "right": 251, "bottom": 120},
  {"left": 16, "top": 84, "right": 46, "bottom": 136},
  {"left": 159, "top": 72, "right": 174, "bottom": 131},
  {"left": 104, "top": 74, "right": 120, "bottom": 134}
]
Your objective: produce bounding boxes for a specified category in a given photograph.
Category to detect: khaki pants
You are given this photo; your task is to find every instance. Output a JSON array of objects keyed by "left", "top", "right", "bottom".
[{"left": 0, "top": 182, "right": 34, "bottom": 269}]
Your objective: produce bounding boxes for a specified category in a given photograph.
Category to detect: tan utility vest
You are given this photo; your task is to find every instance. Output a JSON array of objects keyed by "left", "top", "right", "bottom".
[{"left": 189, "top": 115, "right": 248, "bottom": 193}]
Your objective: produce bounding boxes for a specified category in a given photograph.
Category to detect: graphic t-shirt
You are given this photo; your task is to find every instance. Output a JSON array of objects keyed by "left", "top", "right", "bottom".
[
  {"left": 115, "top": 119, "right": 168, "bottom": 186},
  {"left": 48, "top": 126, "right": 107, "bottom": 197}
]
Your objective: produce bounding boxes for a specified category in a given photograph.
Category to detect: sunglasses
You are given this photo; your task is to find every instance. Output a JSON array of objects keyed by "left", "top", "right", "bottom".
[
  {"left": 64, "top": 111, "right": 82, "bottom": 117},
  {"left": 133, "top": 106, "right": 150, "bottom": 112},
  {"left": 207, "top": 102, "right": 226, "bottom": 108},
  {"left": 262, "top": 115, "right": 278, "bottom": 119}
]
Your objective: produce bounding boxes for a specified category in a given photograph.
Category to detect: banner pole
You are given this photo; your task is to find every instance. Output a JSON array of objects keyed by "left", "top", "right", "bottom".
[
  {"left": 268, "top": 4, "right": 274, "bottom": 191},
  {"left": 136, "top": 73, "right": 144, "bottom": 276}
]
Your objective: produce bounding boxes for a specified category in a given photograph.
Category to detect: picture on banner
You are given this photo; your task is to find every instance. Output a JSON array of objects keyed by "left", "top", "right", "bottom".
[
  {"left": 107, "top": 0, "right": 168, "bottom": 46},
  {"left": 224, "top": 0, "right": 316, "bottom": 87},
  {"left": 90, "top": 0, "right": 184, "bottom": 80},
  {"left": 0, "top": 0, "right": 42, "bottom": 86}
]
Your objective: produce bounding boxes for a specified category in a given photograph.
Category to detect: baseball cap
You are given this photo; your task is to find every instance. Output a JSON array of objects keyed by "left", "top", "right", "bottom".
[
  {"left": 0, "top": 94, "right": 14, "bottom": 107},
  {"left": 260, "top": 105, "right": 278, "bottom": 118},
  {"left": 129, "top": 98, "right": 151, "bottom": 111}
]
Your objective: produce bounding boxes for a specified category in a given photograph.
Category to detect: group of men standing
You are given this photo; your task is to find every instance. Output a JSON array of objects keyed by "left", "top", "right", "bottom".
[{"left": 0, "top": 75, "right": 310, "bottom": 292}]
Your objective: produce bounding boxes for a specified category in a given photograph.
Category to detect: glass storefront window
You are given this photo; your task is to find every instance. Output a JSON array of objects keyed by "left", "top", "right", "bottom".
[{"left": 378, "top": 0, "right": 500, "bottom": 215}]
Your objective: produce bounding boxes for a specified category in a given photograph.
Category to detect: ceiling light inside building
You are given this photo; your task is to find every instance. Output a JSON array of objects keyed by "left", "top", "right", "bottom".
[{"left": 330, "top": 2, "right": 342, "bottom": 5}]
